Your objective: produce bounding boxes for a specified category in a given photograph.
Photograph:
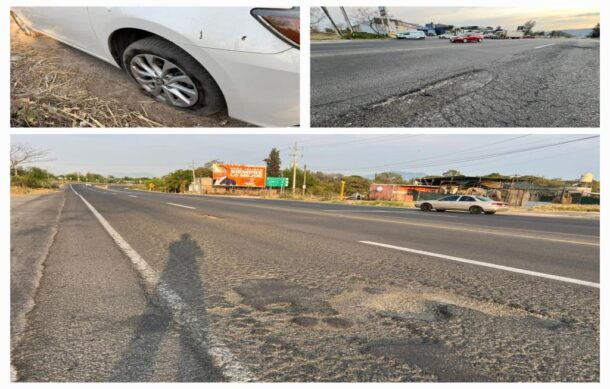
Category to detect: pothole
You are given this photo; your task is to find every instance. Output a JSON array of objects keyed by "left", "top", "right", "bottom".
[{"left": 330, "top": 284, "right": 545, "bottom": 321}]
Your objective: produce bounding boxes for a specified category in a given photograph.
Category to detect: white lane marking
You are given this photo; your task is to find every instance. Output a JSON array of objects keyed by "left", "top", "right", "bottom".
[
  {"left": 360, "top": 241, "right": 599, "bottom": 289},
  {"left": 166, "top": 202, "right": 196, "bottom": 210},
  {"left": 534, "top": 43, "right": 555, "bottom": 49},
  {"left": 119, "top": 190, "right": 599, "bottom": 246},
  {"left": 323, "top": 209, "right": 457, "bottom": 217},
  {"left": 128, "top": 195, "right": 138, "bottom": 198},
  {"left": 70, "top": 186, "right": 253, "bottom": 381},
  {"left": 198, "top": 199, "right": 599, "bottom": 246}
]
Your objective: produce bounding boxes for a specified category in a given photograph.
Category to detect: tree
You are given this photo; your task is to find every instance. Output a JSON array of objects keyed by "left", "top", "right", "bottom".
[
  {"left": 522, "top": 20, "right": 536, "bottom": 35},
  {"left": 374, "top": 171, "right": 405, "bottom": 184},
  {"left": 442, "top": 169, "right": 462, "bottom": 177},
  {"left": 10, "top": 143, "right": 52, "bottom": 176},
  {"left": 264, "top": 148, "right": 282, "bottom": 177},
  {"left": 344, "top": 175, "right": 371, "bottom": 195},
  {"left": 163, "top": 169, "right": 193, "bottom": 193},
  {"left": 310, "top": 7, "right": 327, "bottom": 32},
  {"left": 590, "top": 22, "right": 600, "bottom": 38},
  {"left": 353, "top": 8, "right": 382, "bottom": 34}
]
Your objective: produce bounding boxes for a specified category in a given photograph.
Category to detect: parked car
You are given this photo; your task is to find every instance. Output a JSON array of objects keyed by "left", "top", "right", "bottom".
[
  {"left": 438, "top": 33, "right": 453, "bottom": 39},
  {"left": 10, "top": 7, "right": 300, "bottom": 127},
  {"left": 450, "top": 33, "right": 484, "bottom": 43},
  {"left": 415, "top": 195, "right": 509, "bottom": 215},
  {"left": 396, "top": 30, "right": 426, "bottom": 40}
]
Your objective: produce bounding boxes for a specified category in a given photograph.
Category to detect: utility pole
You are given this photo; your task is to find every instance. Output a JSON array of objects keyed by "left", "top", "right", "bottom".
[
  {"left": 339, "top": 6, "right": 353, "bottom": 33},
  {"left": 321, "top": 6, "right": 343, "bottom": 36},
  {"left": 289, "top": 141, "right": 303, "bottom": 194},
  {"left": 302, "top": 164, "right": 307, "bottom": 196}
]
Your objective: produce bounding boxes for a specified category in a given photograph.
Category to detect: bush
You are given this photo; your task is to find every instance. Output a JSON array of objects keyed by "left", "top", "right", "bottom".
[{"left": 344, "top": 32, "right": 389, "bottom": 40}]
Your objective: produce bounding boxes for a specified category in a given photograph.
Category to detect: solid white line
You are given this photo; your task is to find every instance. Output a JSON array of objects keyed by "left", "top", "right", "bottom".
[
  {"left": 166, "top": 202, "right": 196, "bottom": 210},
  {"left": 323, "top": 209, "right": 457, "bottom": 217},
  {"left": 534, "top": 43, "right": 555, "bottom": 49},
  {"left": 359, "top": 240, "right": 599, "bottom": 289},
  {"left": 70, "top": 186, "right": 253, "bottom": 381}
]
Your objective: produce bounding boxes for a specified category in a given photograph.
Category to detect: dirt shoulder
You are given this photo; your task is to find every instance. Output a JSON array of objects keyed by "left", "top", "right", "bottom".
[{"left": 10, "top": 20, "right": 247, "bottom": 127}]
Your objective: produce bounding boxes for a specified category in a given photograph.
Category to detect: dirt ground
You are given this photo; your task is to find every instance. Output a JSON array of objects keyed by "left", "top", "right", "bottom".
[{"left": 10, "top": 20, "right": 248, "bottom": 127}]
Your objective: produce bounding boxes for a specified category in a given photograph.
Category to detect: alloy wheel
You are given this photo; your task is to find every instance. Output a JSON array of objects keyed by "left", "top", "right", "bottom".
[{"left": 129, "top": 54, "right": 199, "bottom": 108}]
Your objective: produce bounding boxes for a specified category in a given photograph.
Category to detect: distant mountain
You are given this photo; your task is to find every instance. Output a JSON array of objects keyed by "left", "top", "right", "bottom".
[{"left": 560, "top": 28, "right": 592, "bottom": 37}]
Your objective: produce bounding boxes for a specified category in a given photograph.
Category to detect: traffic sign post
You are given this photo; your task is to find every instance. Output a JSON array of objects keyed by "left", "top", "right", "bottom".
[{"left": 266, "top": 177, "right": 289, "bottom": 188}]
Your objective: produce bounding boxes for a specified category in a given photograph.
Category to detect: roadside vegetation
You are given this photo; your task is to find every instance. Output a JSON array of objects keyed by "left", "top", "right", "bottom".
[
  {"left": 526, "top": 204, "right": 600, "bottom": 213},
  {"left": 11, "top": 143, "right": 599, "bottom": 213},
  {"left": 10, "top": 21, "right": 163, "bottom": 127}
]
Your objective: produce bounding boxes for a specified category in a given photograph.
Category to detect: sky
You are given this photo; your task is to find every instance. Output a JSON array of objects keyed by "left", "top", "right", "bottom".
[
  {"left": 317, "top": 7, "right": 600, "bottom": 32},
  {"left": 11, "top": 134, "right": 600, "bottom": 180}
]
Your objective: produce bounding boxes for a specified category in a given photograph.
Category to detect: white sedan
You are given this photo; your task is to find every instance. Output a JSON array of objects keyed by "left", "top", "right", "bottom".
[
  {"left": 11, "top": 7, "right": 300, "bottom": 127},
  {"left": 415, "top": 195, "right": 509, "bottom": 215}
]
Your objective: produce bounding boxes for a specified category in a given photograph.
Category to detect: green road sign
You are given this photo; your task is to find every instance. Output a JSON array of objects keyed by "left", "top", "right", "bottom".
[{"left": 266, "top": 177, "right": 289, "bottom": 188}]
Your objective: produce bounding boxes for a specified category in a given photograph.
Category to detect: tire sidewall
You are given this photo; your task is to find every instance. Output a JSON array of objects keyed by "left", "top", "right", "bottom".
[{"left": 122, "top": 37, "right": 225, "bottom": 115}]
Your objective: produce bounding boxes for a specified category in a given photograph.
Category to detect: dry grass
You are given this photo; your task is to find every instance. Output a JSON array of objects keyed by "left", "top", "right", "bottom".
[
  {"left": 10, "top": 186, "right": 59, "bottom": 196},
  {"left": 10, "top": 23, "right": 169, "bottom": 128},
  {"left": 526, "top": 204, "right": 600, "bottom": 213},
  {"left": 310, "top": 32, "right": 342, "bottom": 41},
  {"left": 10, "top": 46, "right": 163, "bottom": 127}
]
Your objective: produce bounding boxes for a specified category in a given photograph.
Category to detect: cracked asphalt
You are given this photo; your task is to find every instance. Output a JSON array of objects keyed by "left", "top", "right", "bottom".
[
  {"left": 10, "top": 186, "right": 600, "bottom": 382},
  {"left": 311, "top": 39, "right": 599, "bottom": 127}
]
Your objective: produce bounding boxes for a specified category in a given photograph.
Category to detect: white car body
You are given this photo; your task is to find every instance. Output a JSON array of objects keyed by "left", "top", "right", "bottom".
[
  {"left": 396, "top": 30, "right": 425, "bottom": 40},
  {"left": 415, "top": 195, "right": 509, "bottom": 214},
  {"left": 438, "top": 33, "right": 453, "bottom": 39},
  {"left": 11, "top": 7, "right": 300, "bottom": 127}
]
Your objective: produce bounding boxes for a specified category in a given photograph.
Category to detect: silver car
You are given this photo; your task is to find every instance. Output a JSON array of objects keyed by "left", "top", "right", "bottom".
[{"left": 415, "top": 195, "right": 509, "bottom": 215}]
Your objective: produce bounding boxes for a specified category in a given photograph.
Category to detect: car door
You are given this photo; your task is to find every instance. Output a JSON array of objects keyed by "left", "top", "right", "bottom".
[
  {"left": 16, "top": 7, "right": 103, "bottom": 56},
  {"left": 456, "top": 195, "right": 476, "bottom": 210},
  {"left": 436, "top": 195, "right": 460, "bottom": 210}
]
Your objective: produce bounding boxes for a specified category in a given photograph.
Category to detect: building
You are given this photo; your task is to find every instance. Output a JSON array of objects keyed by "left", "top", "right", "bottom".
[
  {"left": 369, "top": 176, "right": 537, "bottom": 206},
  {"left": 425, "top": 22, "right": 453, "bottom": 35}
]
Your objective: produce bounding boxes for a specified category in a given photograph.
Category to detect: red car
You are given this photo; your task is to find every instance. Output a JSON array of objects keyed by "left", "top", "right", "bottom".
[{"left": 450, "top": 33, "right": 484, "bottom": 43}]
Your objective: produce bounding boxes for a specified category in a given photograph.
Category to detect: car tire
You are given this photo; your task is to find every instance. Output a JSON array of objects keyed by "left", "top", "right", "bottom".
[
  {"left": 122, "top": 36, "right": 225, "bottom": 115},
  {"left": 484, "top": 211, "right": 496, "bottom": 215},
  {"left": 469, "top": 206, "right": 483, "bottom": 214},
  {"left": 11, "top": 11, "right": 40, "bottom": 37},
  {"left": 420, "top": 203, "right": 433, "bottom": 212}
]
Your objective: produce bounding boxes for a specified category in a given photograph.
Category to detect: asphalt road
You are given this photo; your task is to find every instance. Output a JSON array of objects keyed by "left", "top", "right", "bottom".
[
  {"left": 311, "top": 38, "right": 600, "bottom": 127},
  {"left": 11, "top": 186, "right": 600, "bottom": 382}
]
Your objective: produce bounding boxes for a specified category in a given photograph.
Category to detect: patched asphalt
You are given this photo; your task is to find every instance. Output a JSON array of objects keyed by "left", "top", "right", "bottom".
[
  {"left": 311, "top": 39, "right": 599, "bottom": 127},
  {"left": 10, "top": 186, "right": 600, "bottom": 381}
]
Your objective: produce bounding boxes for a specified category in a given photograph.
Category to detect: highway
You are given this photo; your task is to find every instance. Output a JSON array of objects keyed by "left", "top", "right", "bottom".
[
  {"left": 311, "top": 38, "right": 600, "bottom": 127},
  {"left": 11, "top": 185, "right": 600, "bottom": 381}
]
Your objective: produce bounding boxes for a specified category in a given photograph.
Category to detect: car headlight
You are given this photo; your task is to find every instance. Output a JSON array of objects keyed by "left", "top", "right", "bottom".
[{"left": 251, "top": 7, "right": 300, "bottom": 49}]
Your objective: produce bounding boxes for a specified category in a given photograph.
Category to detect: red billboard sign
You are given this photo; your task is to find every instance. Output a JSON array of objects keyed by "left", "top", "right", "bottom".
[{"left": 212, "top": 163, "right": 266, "bottom": 187}]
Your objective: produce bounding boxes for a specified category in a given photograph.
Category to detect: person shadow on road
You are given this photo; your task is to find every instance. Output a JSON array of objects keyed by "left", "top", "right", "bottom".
[{"left": 111, "top": 233, "right": 224, "bottom": 382}]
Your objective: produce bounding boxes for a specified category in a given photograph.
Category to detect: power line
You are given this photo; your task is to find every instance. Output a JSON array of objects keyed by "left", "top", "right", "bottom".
[{"left": 313, "top": 135, "right": 599, "bottom": 174}]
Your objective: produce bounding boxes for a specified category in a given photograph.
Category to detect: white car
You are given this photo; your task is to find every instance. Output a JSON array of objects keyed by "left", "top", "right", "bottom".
[
  {"left": 396, "top": 30, "right": 425, "bottom": 40},
  {"left": 415, "top": 195, "right": 509, "bottom": 215},
  {"left": 438, "top": 33, "right": 453, "bottom": 39},
  {"left": 11, "top": 7, "right": 300, "bottom": 127}
]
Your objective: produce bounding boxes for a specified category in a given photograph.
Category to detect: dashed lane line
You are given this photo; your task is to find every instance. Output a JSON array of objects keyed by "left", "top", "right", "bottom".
[
  {"left": 166, "top": 202, "right": 196, "bottom": 210},
  {"left": 360, "top": 241, "right": 599, "bottom": 289}
]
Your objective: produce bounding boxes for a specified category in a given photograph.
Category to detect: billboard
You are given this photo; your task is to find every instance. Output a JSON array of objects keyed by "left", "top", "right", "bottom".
[{"left": 212, "top": 163, "right": 266, "bottom": 187}]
